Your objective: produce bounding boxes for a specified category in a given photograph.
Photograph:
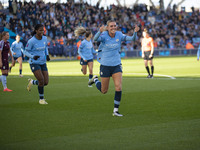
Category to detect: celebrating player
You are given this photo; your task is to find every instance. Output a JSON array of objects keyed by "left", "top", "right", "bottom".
[
  {"left": 141, "top": 28, "right": 154, "bottom": 78},
  {"left": 9, "top": 35, "right": 24, "bottom": 77},
  {"left": 74, "top": 27, "right": 97, "bottom": 87},
  {"left": 24, "top": 24, "right": 50, "bottom": 104},
  {"left": 89, "top": 20, "right": 140, "bottom": 116},
  {"left": 0, "top": 31, "right": 15, "bottom": 92}
]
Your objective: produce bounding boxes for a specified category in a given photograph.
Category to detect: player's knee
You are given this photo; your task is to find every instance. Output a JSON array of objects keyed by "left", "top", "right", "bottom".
[
  {"left": 44, "top": 81, "right": 48, "bottom": 86},
  {"left": 83, "top": 72, "right": 86, "bottom": 75},
  {"left": 101, "top": 89, "right": 108, "bottom": 94},
  {"left": 38, "top": 78, "right": 44, "bottom": 86}
]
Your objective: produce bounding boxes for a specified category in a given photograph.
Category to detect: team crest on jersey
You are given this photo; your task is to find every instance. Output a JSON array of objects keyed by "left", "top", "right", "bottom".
[
  {"left": 100, "top": 72, "right": 103, "bottom": 75},
  {"left": 32, "top": 67, "right": 35, "bottom": 70},
  {"left": 116, "top": 39, "right": 119, "bottom": 42}
]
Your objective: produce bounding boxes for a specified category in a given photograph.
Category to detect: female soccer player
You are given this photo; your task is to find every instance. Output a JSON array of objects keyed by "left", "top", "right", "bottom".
[
  {"left": 24, "top": 24, "right": 50, "bottom": 104},
  {"left": 141, "top": 28, "right": 154, "bottom": 78},
  {"left": 0, "top": 31, "right": 15, "bottom": 92},
  {"left": 89, "top": 20, "right": 140, "bottom": 116},
  {"left": 9, "top": 35, "right": 24, "bottom": 77},
  {"left": 74, "top": 27, "right": 97, "bottom": 87}
]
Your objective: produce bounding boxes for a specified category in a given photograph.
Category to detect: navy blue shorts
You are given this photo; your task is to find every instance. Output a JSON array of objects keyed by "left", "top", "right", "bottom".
[
  {"left": 13, "top": 56, "right": 21, "bottom": 60},
  {"left": 80, "top": 58, "right": 93, "bottom": 65},
  {"left": 30, "top": 63, "right": 48, "bottom": 72},
  {"left": 100, "top": 64, "right": 122, "bottom": 77}
]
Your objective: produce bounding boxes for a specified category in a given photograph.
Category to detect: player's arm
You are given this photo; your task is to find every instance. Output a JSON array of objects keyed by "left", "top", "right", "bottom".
[
  {"left": 24, "top": 40, "right": 39, "bottom": 60},
  {"left": 78, "top": 43, "right": 86, "bottom": 61},
  {"left": 0, "top": 50, "right": 2, "bottom": 68},
  {"left": 93, "top": 25, "right": 105, "bottom": 41},
  {"left": 10, "top": 43, "right": 16, "bottom": 55},
  {"left": 122, "top": 25, "right": 140, "bottom": 41},
  {"left": 149, "top": 38, "right": 154, "bottom": 58},
  {"left": 197, "top": 45, "right": 200, "bottom": 61},
  {"left": 9, "top": 48, "right": 15, "bottom": 67},
  {"left": 141, "top": 40, "right": 144, "bottom": 58},
  {"left": 45, "top": 41, "right": 50, "bottom": 61}
]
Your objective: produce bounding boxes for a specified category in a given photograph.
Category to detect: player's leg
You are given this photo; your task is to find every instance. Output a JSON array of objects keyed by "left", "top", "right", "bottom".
[
  {"left": 88, "top": 61, "right": 93, "bottom": 87},
  {"left": 144, "top": 52, "right": 151, "bottom": 78},
  {"left": 149, "top": 59, "right": 154, "bottom": 78},
  {"left": 33, "top": 69, "right": 47, "bottom": 104},
  {"left": 27, "top": 64, "right": 39, "bottom": 91},
  {"left": 9, "top": 59, "right": 16, "bottom": 72},
  {"left": 1, "top": 69, "right": 12, "bottom": 91},
  {"left": 112, "top": 65, "right": 123, "bottom": 117},
  {"left": 82, "top": 65, "right": 87, "bottom": 75},
  {"left": 17, "top": 57, "right": 23, "bottom": 77}
]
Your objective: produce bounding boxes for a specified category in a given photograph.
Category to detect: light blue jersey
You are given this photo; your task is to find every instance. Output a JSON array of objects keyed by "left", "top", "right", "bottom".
[
  {"left": 97, "top": 43, "right": 103, "bottom": 63},
  {"left": 94, "top": 31, "right": 137, "bottom": 66},
  {"left": 10, "top": 41, "right": 24, "bottom": 58},
  {"left": 197, "top": 45, "right": 200, "bottom": 60},
  {"left": 78, "top": 39, "right": 97, "bottom": 60},
  {"left": 24, "top": 35, "right": 49, "bottom": 65}
]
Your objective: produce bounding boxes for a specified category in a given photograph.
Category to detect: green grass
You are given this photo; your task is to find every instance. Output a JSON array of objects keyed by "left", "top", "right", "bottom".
[{"left": 0, "top": 56, "right": 200, "bottom": 150}]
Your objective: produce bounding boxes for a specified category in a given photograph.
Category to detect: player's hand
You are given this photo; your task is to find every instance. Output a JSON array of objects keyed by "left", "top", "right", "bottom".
[
  {"left": 142, "top": 54, "right": 144, "bottom": 58},
  {"left": 99, "top": 25, "right": 106, "bottom": 33},
  {"left": 134, "top": 25, "right": 140, "bottom": 32},
  {"left": 33, "top": 55, "right": 40, "bottom": 60},
  {"left": 84, "top": 59, "right": 87, "bottom": 62},
  {"left": 149, "top": 54, "right": 153, "bottom": 58},
  {"left": 46, "top": 55, "right": 50, "bottom": 61}
]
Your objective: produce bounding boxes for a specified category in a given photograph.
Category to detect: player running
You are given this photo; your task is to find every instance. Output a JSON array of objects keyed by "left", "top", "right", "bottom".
[
  {"left": 9, "top": 35, "right": 24, "bottom": 77},
  {"left": 89, "top": 20, "right": 139, "bottom": 117},
  {"left": 74, "top": 27, "right": 97, "bottom": 87},
  {"left": 24, "top": 24, "right": 50, "bottom": 104},
  {"left": 0, "top": 31, "right": 15, "bottom": 92},
  {"left": 141, "top": 28, "right": 154, "bottom": 78}
]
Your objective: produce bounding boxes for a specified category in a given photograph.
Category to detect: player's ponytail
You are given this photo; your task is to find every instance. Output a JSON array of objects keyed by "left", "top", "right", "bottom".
[
  {"left": 31, "top": 24, "right": 44, "bottom": 36},
  {"left": 74, "top": 26, "right": 92, "bottom": 38},
  {"left": 0, "top": 31, "right": 8, "bottom": 41}
]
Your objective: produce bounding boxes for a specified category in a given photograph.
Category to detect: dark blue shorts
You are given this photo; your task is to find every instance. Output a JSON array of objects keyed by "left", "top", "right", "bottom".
[
  {"left": 80, "top": 58, "right": 93, "bottom": 65},
  {"left": 30, "top": 63, "right": 48, "bottom": 72},
  {"left": 100, "top": 64, "right": 122, "bottom": 77},
  {"left": 144, "top": 51, "right": 153, "bottom": 60},
  {"left": 13, "top": 56, "right": 21, "bottom": 60}
]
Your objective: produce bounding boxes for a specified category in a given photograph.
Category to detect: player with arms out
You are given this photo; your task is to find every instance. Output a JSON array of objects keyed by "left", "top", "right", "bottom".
[
  {"left": 74, "top": 27, "right": 97, "bottom": 87},
  {"left": 9, "top": 35, "right": 24, "bottom": 77},
  {"left": 24, "top": 24, "right": 50, "bottom": 104},
  {"left": 89, "top": 20, "right": 140, "bottom": 116},
  {"left": 141, "top": 28, "right": 154, "bottom": 78},
  {"left": 0, "top": 31, "right": 15, "bottom": 91}
]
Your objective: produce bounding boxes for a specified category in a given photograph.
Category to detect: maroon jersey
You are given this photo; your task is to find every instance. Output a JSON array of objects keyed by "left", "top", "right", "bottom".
[{"left": 0, "top": 40, "right": 10, "bottom": 70}]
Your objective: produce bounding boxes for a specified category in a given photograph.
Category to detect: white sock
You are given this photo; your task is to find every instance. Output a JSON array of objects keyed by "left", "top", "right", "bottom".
[{"left": 114, "top": 108, "right": 118, "bottom": 112}]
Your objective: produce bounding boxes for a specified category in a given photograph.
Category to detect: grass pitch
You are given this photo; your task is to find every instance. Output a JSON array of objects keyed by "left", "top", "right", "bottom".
[{"left": 0, "top": 56, "right": 200, "bottom": 150}]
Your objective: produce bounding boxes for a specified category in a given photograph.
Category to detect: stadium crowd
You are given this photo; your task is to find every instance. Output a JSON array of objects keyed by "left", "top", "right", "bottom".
[{"left": 0, "top": 0, "right": 200, "bottom": 57}]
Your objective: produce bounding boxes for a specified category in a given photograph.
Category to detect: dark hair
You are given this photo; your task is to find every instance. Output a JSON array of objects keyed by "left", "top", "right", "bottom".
[
  {"left": 0, "top": 31, "right": 9, "bottom": 40},
  {"left": 31, "top": 24, "right": 44, "bottom": 36},
  {"left": 74, "top": 26, "right": 92, "bottom": 38}
]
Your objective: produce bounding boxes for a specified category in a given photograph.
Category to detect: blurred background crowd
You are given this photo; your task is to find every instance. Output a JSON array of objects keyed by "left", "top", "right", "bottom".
[{"left": 0, "top": 0, "right": 199, "bottom": 58}]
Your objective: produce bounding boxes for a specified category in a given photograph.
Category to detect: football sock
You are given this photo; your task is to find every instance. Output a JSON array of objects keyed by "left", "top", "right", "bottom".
[
  {"left": 38, "top": 86, "right": 44, "bottom": 99},
  {"left": 145, "top": 66, "right": 150, "bottom": 75},
  {"left": 19, "top": 69, "right": 22, "bottom": 75},
  {"left": 33, "top": 80, "right": 38, "bottom": 85},
  {"left": 1, "top": 75, "right": 7, "bottom": 89},
  {"left": 114, "top": 91, "right": 122, "bottom": 111},
  {"left": 89, "top": 74, "right": 93, "bottom": 80},
  {"left": 151, "top": 66, "right": 154, "bottom": 75},
  {"left": 94, "top": 78, "right": 101, "bottom": 92}
]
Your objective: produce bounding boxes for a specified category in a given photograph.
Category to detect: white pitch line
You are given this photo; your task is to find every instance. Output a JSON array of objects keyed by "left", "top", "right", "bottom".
[{"left": 124, "top": 73, "right": 176, "bottom": 79}]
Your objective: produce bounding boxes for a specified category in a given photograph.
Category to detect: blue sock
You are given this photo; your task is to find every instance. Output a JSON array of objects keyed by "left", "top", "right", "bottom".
[
  {"left": 19, "top": 69, "right": 22, "bottom": 75},
  {"left": 89, "top": 74, "right": 93, "bottom": 80},
  {"left": 94, "top": 79, "right": 101, "bottom": 92},
  {"left": 114, "top": 91, "right": 122, "bottom": 108},
  {"left": 33, "top": 80, "right": 38, "bottom": 85},
  {"left": 38, "top": 86, "right": 44, "bottom": 99},
  {"left": 1, "top": 75, "right": 7, "bottom": 89}
]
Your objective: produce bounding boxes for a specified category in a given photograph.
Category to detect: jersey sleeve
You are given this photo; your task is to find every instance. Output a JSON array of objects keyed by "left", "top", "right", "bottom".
[
  {"left": 10, "top": 42, "right": 15, "bottom": 53},
  {"left": 24, "top": 40, "right": 34, "bottom": 58},
  {"left": 121, "top": 32, "right": 137, "bottom": 41},
  {"left": 78, "top": 42, "right": 86, "bottom": 60},
  {"left": 0, "top": 41, "right": 3, "bottom": 51},
  {"left": 93, "top": 31, "right": 105, "bottom": 42}
]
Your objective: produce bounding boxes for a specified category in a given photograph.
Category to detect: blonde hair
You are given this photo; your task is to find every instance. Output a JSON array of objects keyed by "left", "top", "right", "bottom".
[
  {"left": 143, "top": 28, "right": 149, "bottom": 34},
  {"left": 74, "top": 26, "right": 91, "bottom": 38},
  {"left": 106, "top": 20, "right": 116, "bottom": 26},
  {"left": 0, "top": 31, "right": 8, "bottom": 41}
]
